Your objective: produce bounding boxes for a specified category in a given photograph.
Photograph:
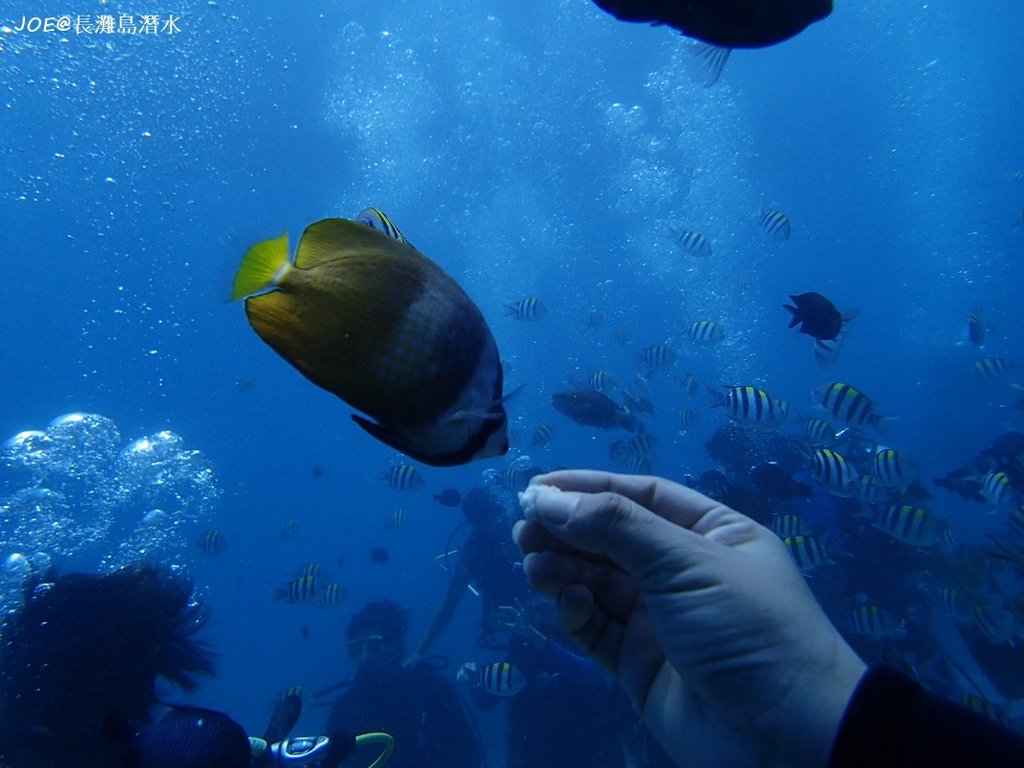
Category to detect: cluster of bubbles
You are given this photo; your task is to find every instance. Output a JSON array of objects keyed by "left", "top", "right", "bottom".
[{"left": 1, "top": 413, "right": 220, "bottom": 611}]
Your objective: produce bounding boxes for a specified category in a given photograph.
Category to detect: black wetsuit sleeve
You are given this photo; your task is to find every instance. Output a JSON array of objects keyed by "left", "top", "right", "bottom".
[{"left": 828, "top": 665, "right": 1024, "bottom": 768}]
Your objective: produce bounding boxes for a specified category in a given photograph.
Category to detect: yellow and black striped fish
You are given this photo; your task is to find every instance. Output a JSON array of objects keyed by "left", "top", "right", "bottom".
[
  {"left": 232, "top": 217, "right": 511, "bottom": 467},
  {"left": 297, "top": 562, "right": 323, "bottom": 582},
  {"left": 609, "top": 433, "right": 658, "bottom": 463},
  {"left": 847, "top": 605, "right": 906, "bottom": 640},
  {"left": 709, "top": 385, "right": 787, "bottom": 429},
  {"left": 494, "top": 466, "right": 527, "bottom": 492},
  {"left": 770, "top": 513, "right": 805, "bottom": 540},
  {"left": 639, "top": 344, "right": 676, "bottom": 368},
  {"left": 679, "top": 408, "right": 698, "bottom": 429},
  {"left": 809, "top": 448, "right": 858, "bottom": 494},
  {"left": 319, "top": 583, "right": 344, "bottom": 607},
  {"left": 587, "top": 370, "right": 617, "bottom": 392},
  {"left": 937, "top": 586, "right": 973, "bottom": 620},
  {"left": 974, "top": 356, "right": 1012, "bottom": 381},
  {"left": 783, "top": 535, "right": 832, "bottom": 571},
  {"left": 804, "top": 417, "right": 842, "bottom": 446},
  {"left": 274, "top": 574, "right": 318, "bottom": 604},
  {"left": 479, "top": 662, "right": 527, "bottom": 697},
  {"left": 758, "top": 205, "right": 791, "bottom": 240},
  {"left": 531, "top": 423, "right": 555, "bottom": 448},
  {"left": 355, "top": 207, "right": 411, "bottom": 246},
  {"left": 980, "top": 470, "right": 1021, "bottom": 508},
  {"left": 197, "top": 529, "right": 228, "bottom": 556},
  {"left": 871, "top": 448, "right": 919, "bottom": 488},
  {"left": 386, "top": 508, "right": 408, "bottom": 530},
  {"left": 814, "top": 382, "right": 887, "bottom": 433},
  {"left": 868, "top": 504, "right": 943, "bottom": 546},
  {"left": 855, "top": 475, "right": 892, "bottom": 505},
  {"left": 967, "top": 306, "right": 986, "bottom": 348},
  {"left": 668, "top": 226, "right": 713, "bottom": 257},
  {"left": 505, "top": 297, "right": 548, "bottom": 321},
  {"left": 382, "top": 463, "right": 424, "bottom": 491},
  {"left": 681, "top": 319, "right": 725, "bottom": 345}
]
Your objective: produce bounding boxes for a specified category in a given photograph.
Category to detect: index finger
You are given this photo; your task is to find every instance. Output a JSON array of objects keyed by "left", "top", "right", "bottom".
[{"left": 528, "top": 470, "right": 726, "bottom": 532}]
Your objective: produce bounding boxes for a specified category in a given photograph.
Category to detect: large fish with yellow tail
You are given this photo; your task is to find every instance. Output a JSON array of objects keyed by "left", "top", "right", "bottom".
[{"left": 231, "top": 215, "right": 512, "bottom": 466}]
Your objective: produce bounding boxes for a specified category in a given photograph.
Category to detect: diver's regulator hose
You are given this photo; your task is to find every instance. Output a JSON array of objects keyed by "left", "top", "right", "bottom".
[{"left": 355, "top": 732, "right": 394, "bottom": 768}]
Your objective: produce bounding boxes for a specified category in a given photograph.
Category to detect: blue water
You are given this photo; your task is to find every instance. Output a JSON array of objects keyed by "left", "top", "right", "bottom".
[{"left": 2, "top": 0, "right": 1024, "bottom": 754}]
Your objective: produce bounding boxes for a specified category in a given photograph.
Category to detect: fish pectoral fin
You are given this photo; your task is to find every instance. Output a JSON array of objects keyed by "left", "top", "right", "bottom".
[
  {"left": 682, "top": 41, "right": 732, "bottom": 87},
  {"left": 231, "top": 233, "right": 290, "bottom": 301},
  {"left": 351, "top": 415, "right": 447, "bottom": 467},
  {"left": 500, "top": 383, "right": 525, "bottom": 405},
  {"left": 351, "top": 414, "right": 417, "bottom": 454},
  {"left": 446, "top": 385, "right": 525, "bottom": 424}
]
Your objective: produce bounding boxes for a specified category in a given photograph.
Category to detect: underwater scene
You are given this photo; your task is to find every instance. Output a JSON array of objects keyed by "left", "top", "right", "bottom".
[{"left": 2, "top": 1, "right": 1024, "bottom": 766}]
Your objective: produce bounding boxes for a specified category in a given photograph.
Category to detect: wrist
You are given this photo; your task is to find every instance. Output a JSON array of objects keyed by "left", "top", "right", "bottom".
[{"left": 765, "top": 638, "right": 866, "bottom": 768}]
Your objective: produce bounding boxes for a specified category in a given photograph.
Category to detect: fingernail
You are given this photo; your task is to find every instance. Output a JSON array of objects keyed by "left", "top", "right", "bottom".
[{"left": 534, "top": 488, "right": 576, "bottom": 525}]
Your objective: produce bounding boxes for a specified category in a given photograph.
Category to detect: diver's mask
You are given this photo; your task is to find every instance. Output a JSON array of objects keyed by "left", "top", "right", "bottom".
[{"left": 346, "top": 633, "right": 386, "bottom": 664}]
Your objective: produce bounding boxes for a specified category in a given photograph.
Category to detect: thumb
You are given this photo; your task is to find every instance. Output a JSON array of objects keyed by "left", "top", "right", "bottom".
[{"left": 520, "top": 484, "right": 705, "bottom": 578}]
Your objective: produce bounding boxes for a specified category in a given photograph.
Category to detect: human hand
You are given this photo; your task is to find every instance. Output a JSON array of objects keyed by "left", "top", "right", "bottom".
[
  {"left": 493, "top": 600, "right": 530, "bottom": 634},
  {"left": 401, "top": 651, "right": 421, "bottom": 670},
  {"left": 494, "top": 599, "right": 548, "bottom": 647},
  {"left": 515, "top": 470, "right": 865, "bottom": 768},
  {"left": 456, "top": 662, "right": 479, "bottom": 687}
]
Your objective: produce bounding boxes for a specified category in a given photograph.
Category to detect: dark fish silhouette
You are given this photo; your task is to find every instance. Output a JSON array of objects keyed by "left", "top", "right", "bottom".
[
  {"left": 982, "top": 432, "right": 1024, "bottom": 460},
  {"left": 434, "top": 488, "right": 463, "bottom": 507},
  {"left": 751, "top": 462, "right": 812, "bottom": 500},
  {"left": 552, "top": 389, "right": 637, "bottom": 431},
  {"left": 783, "top": 292, "right": 844, "bottom": 341},
  {"left": 370, "top": 547, "right": 390, "bottom": 564},
  {"left": 590, "top": 0, "right": 832, "bottom": 48}
]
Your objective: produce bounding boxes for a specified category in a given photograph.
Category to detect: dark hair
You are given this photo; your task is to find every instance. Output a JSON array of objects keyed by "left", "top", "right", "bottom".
[
  {"left": 461, "top": 487, "right": 504, "bottom": 528},
  {"left": 0, "top": 563, "right": 213, "bottom": 768},
  {"left": 346, "top": 599, "right": 408, "bottom": 644}
]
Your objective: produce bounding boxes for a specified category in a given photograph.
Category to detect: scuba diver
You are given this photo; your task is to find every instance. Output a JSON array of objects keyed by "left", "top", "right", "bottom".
[
  {"left": 405, "top": 486, "right": 533, "bottom": 665},
  {"left": 0, "top": 560, "right": 394, "bottom": 768},
  {"left": 455, "top": 601, "right": 663, "bottom": 768},
  {"left": 321, "top": 599, "right": 482, "bottom": 768}
]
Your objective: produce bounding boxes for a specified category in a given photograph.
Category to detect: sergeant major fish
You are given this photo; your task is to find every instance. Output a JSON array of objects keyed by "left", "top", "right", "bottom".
[{"left": 707, "top": 385, "right": 788, "bottom": 430}]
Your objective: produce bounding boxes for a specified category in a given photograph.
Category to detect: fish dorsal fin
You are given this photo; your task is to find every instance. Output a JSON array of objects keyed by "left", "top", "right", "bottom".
[{"left": 295, "top": 218, "right": 412, "bottom": 269}]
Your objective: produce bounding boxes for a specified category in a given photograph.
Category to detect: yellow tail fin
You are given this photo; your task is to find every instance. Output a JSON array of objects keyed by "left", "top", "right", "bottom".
[{"left": 231, "top": 233, "right": 291, "bottom": 301}]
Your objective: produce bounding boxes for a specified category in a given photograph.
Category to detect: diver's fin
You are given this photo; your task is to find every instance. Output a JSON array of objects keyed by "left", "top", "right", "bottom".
[
  {"left": 263, "top": 691, "right": 302, "bottom": 743},
  {"left": 231, "top": 233, "right": 290, "bottom": 301},
  {"left": 683, "top": 41, "right": 732, "bottom": 87}
]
